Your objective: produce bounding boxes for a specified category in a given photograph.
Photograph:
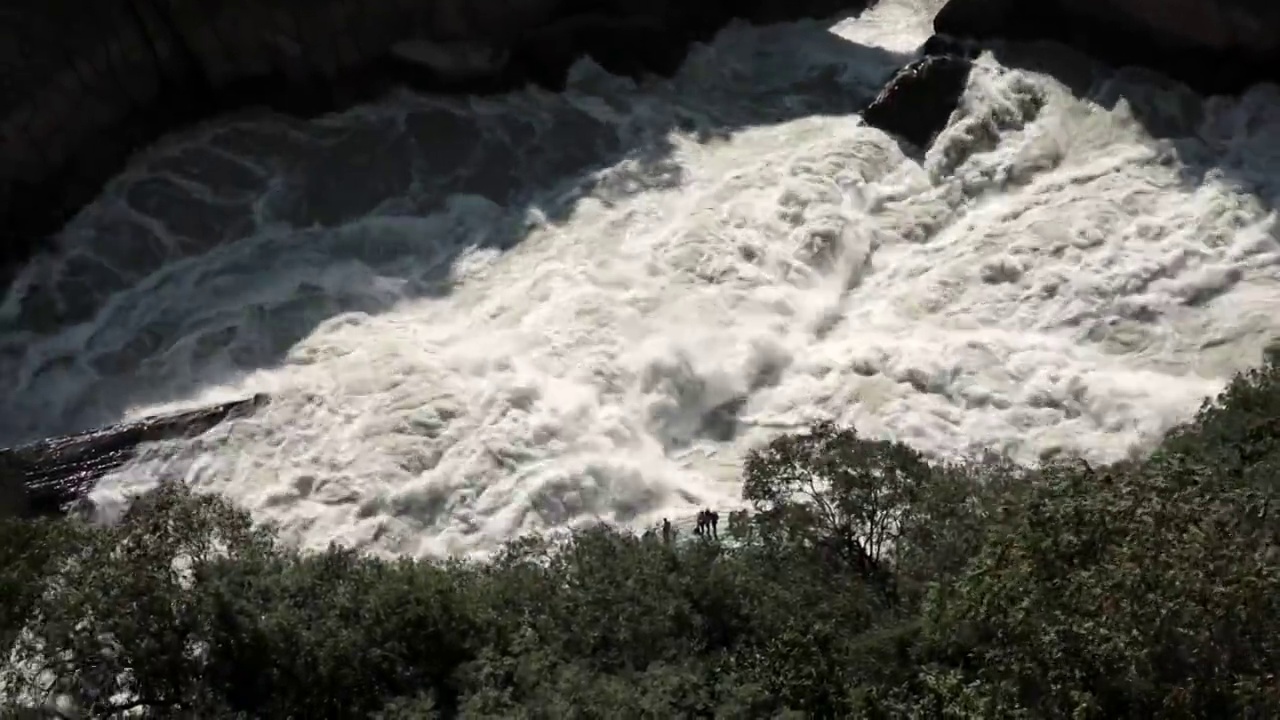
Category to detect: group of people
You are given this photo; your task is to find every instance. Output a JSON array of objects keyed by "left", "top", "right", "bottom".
[
  {"left": 694, "top": 508, "right": 720, "bottom": 539},
  {"left": 647, "top": 508, "right": 720, "bottom": 544}
]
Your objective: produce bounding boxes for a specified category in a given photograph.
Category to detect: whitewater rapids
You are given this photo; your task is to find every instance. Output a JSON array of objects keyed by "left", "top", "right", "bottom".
[{"left": 3, "top": 0, "right": 1279, "bottom": 557}]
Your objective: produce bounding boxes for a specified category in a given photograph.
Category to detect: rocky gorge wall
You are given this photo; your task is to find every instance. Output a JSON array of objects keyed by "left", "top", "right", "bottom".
[{"left": 932, "top": 0, "right": 1280, "bottom": 96}]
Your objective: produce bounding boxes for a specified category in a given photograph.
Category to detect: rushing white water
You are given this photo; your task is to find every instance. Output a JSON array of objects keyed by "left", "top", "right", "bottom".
[{"left": 3, "top": 0, "right": 1280, "bottom": 557}]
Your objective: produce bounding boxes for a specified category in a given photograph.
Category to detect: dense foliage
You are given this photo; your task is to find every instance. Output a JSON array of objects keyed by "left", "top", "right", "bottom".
[{"left": 5, "top": 356, "right": 1280, "bottom": 718}]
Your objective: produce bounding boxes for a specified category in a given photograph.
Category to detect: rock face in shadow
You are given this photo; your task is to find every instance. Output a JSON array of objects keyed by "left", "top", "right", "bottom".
[
  {"left": 931, "top": 0, "right": 1280, "bottom": 96},
  {"left": 862, "top": 54, "right": 973, "bottom": 150},
  {"left": 0, "top": 394, "right": 268, "bottom": 518},
  {"left": 0, "top": 0, "right": 875, "bottom": 289}
]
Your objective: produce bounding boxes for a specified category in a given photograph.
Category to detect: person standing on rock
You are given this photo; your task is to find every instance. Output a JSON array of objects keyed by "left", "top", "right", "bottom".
[
  {"left": 662, "top": 518, "right": 672, "bottom": 544},
  {"left": 710, "top": 510, "right": 719, "bottom": 539}
]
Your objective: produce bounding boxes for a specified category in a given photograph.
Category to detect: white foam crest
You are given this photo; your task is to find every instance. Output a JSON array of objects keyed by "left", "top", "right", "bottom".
[{"left": 5, "top": 0, "right": 1280, "bottom": 557}]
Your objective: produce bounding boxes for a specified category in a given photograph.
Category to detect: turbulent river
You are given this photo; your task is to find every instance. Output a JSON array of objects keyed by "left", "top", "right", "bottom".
[{"left": 3, "top": 0, "right": 1279, "bottom": 557}]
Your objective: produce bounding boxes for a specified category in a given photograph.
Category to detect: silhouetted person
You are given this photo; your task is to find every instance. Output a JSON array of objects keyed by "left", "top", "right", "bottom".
[
  {"left": 662, "top": 518, "right": 672, "bottom": 544},
  {"left": 710, "top": 510, "right": 719, "bottom": 539}
]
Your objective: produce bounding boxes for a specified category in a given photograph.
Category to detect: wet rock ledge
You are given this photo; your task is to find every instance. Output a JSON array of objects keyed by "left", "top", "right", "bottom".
[{"left": 0, "top": 394, "right": 268, "bottom": 518}]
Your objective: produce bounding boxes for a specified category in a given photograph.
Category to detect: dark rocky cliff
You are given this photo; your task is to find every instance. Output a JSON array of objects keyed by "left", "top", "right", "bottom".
[
  {"left": 0, "top": 0, "right": 867, "bottom": 288},
  {"left": 931, "top": 0, "right": 1280, "bottom": 97}
]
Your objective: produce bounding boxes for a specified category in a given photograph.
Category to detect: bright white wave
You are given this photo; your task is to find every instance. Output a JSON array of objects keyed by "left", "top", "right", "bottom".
[{"left": 2, "top": 0, "right": 1280, "bottom": 557}]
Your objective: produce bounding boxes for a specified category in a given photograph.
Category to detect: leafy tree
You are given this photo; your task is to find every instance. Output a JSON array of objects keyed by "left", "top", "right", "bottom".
[
  {"left": 1, "top": 482, "right": 269, "bottom": 716},
  {"left": 1159, "top": 353, "right": 1280, "bottom": 485},
  {"left": 915, "top": 358, "right": 1280, "bottom": 718},
  {"left": 741, "top": 422, "right": 933, "bottom": 598}
]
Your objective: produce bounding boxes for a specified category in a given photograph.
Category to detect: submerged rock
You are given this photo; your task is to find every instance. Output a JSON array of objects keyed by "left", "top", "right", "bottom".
[
  {"left": 508, "top": 14, "right": 690, "bottom": 91},
  {"left": 0, "top": 393, "right": 269, "bottom": 518},
  {"left": 862, "top": 54, "right": 973, "bottom": 149},
  {"left": 388, "top": 39, "right": 512, "bottom": 86}
]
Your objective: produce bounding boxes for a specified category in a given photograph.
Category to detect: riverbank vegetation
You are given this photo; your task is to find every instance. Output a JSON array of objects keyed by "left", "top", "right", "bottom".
[{"left": 5, "top": 355, "right": 1280, "bottom": 718}]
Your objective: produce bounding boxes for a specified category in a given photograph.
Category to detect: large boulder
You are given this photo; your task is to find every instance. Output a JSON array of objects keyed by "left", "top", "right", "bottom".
[
  {"left": 862, "top": 54, "right": 973, "bottom": 149},
  {"left": 930, "top": 0, "right": 1280, "bottom": 96}
]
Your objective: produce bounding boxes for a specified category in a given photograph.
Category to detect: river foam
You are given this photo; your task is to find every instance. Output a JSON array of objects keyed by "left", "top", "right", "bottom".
[{"left": 3, "top": 0, "right": 1279, "bottom": 557}]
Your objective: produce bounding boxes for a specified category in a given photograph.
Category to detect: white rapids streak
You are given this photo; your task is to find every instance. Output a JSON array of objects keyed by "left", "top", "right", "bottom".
[{"left": 2, "top": 0, "right": 1280, "bottom": 557}]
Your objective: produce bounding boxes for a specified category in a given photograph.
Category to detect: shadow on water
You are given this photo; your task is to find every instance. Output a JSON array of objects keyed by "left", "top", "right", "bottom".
[{"left": 0, "top": 19, "right": 910, "bottom": 446}]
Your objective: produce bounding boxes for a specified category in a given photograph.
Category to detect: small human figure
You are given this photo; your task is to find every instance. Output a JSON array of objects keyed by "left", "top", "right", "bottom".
[
  {"left": 710, "top": 510, "right": 719, "bottom": 539},
  {"left": 662, "top": 518, "right": 672, "bottom": 544}
]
